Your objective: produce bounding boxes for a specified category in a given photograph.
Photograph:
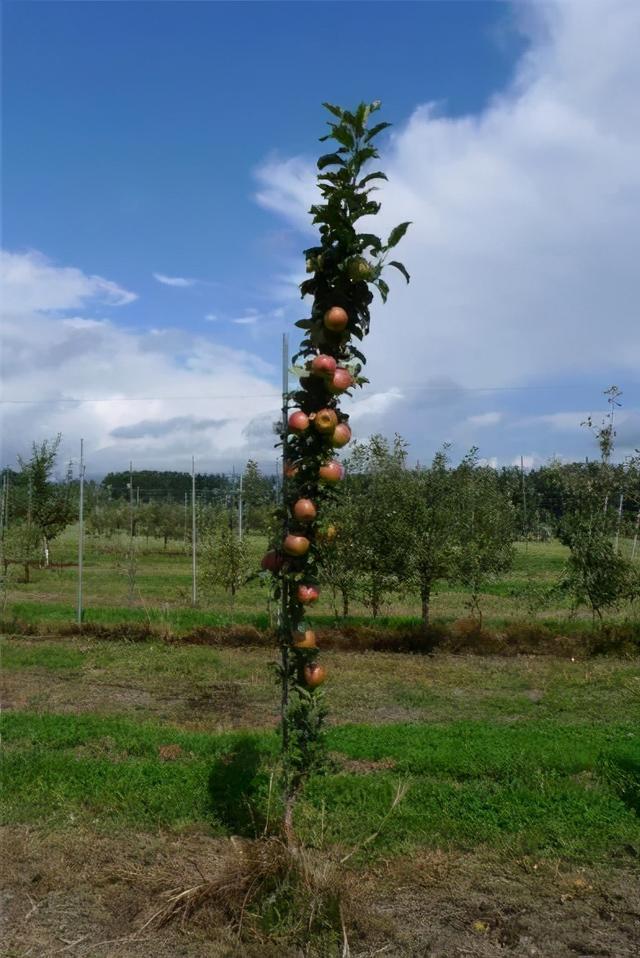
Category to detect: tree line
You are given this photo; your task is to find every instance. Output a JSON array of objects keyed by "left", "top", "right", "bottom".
[{"left": 2, "top": 406, "right": 639, "bottom": 625}]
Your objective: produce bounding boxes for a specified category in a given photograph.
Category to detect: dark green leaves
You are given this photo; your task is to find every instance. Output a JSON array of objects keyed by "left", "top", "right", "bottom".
[
  {"left": 322, "top": 102, "right": 343, "bottom": 120},
  {"left": 317, "top": 152, "right": 345, "bottom": 170},
  {"left": 389, "top": 260, "right": 411, "bottom": 283},
  {"left": 387, "top": 222, "right": 411, "bottom": 249}
]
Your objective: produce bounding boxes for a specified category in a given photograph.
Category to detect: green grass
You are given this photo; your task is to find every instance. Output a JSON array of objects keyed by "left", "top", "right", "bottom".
[
  {"left": 2, "top": 532, "right": 603, "bottom": 626},
  {"left": 3, "top": 711, "right": 638, "bottom": 861}
]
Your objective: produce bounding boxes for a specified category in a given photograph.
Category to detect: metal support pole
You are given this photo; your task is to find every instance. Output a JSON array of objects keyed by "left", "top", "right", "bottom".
[
  {"left": 631, "top": 510, "right": 640, "bottom": 561},
  {"left": 520, "top": 455, "right": 528, "bottom": 543},
  {"left": 77, "top": 439, "right": 85, "bottom": 625},
  {"left": 614, "top": 493, "right": 624, "bottom": 553},
  {"left": 191, "top": 456, "right": 197, "bottom": 606},
  {"left": 129, "top": 461, "right": 134, "bottom": 538}
]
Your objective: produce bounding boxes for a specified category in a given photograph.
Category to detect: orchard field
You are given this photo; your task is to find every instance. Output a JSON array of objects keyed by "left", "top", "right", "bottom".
[
  {"left": 3, "top": 523, "right": 639, "bottom": 634},
  {"left": 2, "top": 526, "right": 640, "bottom": 956}
]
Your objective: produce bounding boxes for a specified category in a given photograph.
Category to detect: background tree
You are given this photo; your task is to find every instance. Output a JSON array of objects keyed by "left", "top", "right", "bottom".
[
  {"left": 200, "top": 522, "right": 251, "bottom": 611},
  {"left": 1, "top": 520, "right": 41, "bottom": 583},
  {"left": 451, "top": 449, "right": 516, "bottom": 623},
  {"left": 406, "top": 446, "right": 456, "bottom": 629},
  {"left": 559, "top": 387, "right": 639, "bottom": 622},
  {"left": 343, "top": 435, "right": 412, "bottom": 617},
  {"left": 242, "top": 459, "right": 274, "bottom": 534},
  {"left": 17, "top": 435, "right": 75, "bottom": 566}
]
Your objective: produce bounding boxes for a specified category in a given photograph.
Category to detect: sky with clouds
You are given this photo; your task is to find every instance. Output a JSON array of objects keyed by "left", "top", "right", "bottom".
[{"left": 2, "top": 0, "right": 639, "bottom": 478}]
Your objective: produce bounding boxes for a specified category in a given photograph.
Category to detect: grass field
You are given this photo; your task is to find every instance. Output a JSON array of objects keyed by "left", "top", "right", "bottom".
[
  {"left": 2, "top": 532, "right": 639, "bottom": 955},
  {"left": 1, "top": 626, "right": 639, "bottom": 956},
  {"left": 3, "top": 527, "right": 639, "bottom": 633}
]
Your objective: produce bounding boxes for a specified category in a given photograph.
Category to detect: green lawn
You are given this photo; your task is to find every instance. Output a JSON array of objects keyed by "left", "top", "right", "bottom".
[{"left": 3, "top": 709, "right": 639, "bottom": 862}]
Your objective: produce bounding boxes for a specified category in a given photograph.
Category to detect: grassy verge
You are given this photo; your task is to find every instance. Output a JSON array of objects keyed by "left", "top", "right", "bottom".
[{"left": 2, "top": 711, "right": 639, "bottom": 863}]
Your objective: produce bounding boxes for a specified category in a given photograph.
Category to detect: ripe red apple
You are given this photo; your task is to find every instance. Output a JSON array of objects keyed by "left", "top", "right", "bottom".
[
  {"left": 314, "top": 408, "right": 338, "bottom": 434},
  {"left": 311, "top": 354, "right": 337, "bottom": 378},
  {"left": 261, "top": 550, "right": 284, "bottom": 572},
  {"left": 331, "top": 423, "right": 352, "bottom": 448},
  {"left": 323, "top": 306, "right": 348, "bottom": 332},
  {"left": 304, "top": 663, "right": 327, "bottom": 688},
  {"left": 293, "top": 498, "right": 317, "bottom": 523},
  {"left": 288, "top": 410, "right": 309, "bottom": 435},
  {"left": 328, "top": 367, "right": 353, "bottom": 394},
  {"left": 283, "top": 534, "right": 310, "bottom": 557},
  {"left": 284, "top": 460, "right": 299, "bottom": 479},
  {"left": 297, "top": 584, "right": 319, "bottom": 604},
  {"left": 293, "top": 629, "right": 317, "bottom": 649},
  {"left": 319, "top": 461, "right": 344, "bottom": 484}
]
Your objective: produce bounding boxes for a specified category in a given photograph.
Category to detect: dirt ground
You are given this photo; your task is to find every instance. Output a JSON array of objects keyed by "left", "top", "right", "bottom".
[{"left": 1, "top": 824, "right": 639, "bottom": 958}]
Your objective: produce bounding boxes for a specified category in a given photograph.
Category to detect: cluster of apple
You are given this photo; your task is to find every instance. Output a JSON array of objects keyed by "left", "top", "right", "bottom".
[{"left": 261, "top": 306, "right": 358, "bottom": 690}]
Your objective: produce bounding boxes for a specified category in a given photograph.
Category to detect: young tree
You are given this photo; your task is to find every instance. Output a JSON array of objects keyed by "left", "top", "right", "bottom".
[
  {"left": 17, "top": 435, "right": 75, "bottom": 566},
  {"left": 343, "top": 435, "right": 412, "bottom": 617},
  {"left": 450, "top": 449, "right": 516, "bottom": 624},
  {"left": 559, "top": 388, "right": 639, "bottom": 622},
  {"left": 242, "top": 459, "right": 274, "bottom": 534},
  {"left": 2, "top": 520, "right": 41, "bottom": 583},
  {"left": 260, "top": 101, "right": 410, "bottom": 836},
  {"left": 405, "top": 447, "right": 456, "bottom": 629},
  {"left": 200, "top": 524, "right": 251, "bottom": 609}
]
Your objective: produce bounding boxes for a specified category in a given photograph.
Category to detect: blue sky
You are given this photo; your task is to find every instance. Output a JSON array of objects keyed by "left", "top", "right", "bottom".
[{"left": 2, "top": 0, "right": 639, "bottom": 474}]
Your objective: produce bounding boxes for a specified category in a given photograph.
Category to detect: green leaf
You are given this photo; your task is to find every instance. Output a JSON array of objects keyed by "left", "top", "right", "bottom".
[
  {"left": 365, "top": 121, "right": 391, "bottom": 142},
  {"left": 389, "top": 260, "right": 411, "bottom": 283},
  {"left": 317, "top": 152, "right": 344, "bottom": 170},
  {"left": 358, "top": 171, "right": 388, "bottom": 188},
  {"left": 386, "top": 222, "right": 411, "bottom": 249},
  {"left": 358, "top": 233, "right": 384, "bottom": 253},
  {"left": 355, "top": 102, "right": 370, "bottom": 135},
  {"left": 331, "top": 125, "right": 355, "bottom": 149},
  {"left": 295, "top": 319, "right": 314, "bottom": 329},
  {"left": 322, "top": 102, "right": 343, "bottom": 119},
  {"left": 348, "top": 346, "right": 367, "bottom": 364},
  {"left": 376, "top": 279, "right": 389, "bottom": 303}
]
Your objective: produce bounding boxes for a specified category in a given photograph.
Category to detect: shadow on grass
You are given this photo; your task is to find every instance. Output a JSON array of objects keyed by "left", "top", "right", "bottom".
[{"left": 208, "top": 734, "right": 275, "bottom": 836}]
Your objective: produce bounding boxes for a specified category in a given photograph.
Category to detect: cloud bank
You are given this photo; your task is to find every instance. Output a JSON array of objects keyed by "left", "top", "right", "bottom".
[
  {"left": 255, "top": 0, "right": 640, "bottom": 461},
  {"left": 1, "top": 251, "right": 281, "bottom": 474}
]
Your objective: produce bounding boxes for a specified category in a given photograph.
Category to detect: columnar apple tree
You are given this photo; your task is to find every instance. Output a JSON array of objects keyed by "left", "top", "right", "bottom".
[{"left": 261, "top": 101, "right": 410, "bottom": 830}]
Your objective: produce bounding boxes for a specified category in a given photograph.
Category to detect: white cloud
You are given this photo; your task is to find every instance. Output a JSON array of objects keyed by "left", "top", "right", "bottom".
[
  {"left": 1, "top": 251, "right": 281, "bottom": 473},
  {"left": 204, "top": 313, "right": 219, "bottom": 322},
  {"left": 253, "top": 0, "right": 640, "bottom": 459},
  {"left": 1, "top": 249, "right": 137, "bottom": 312},
  {"left": 467, "top": 412, "right": 503, "bottom": 427},
  {"left": 152, "top": 272, "right": 197, "bottom": 288}
]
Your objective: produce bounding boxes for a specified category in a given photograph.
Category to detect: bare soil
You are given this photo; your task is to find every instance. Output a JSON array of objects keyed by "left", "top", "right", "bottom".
[{"left": 1, "top": 825, "right": 638, "bottom": 958}]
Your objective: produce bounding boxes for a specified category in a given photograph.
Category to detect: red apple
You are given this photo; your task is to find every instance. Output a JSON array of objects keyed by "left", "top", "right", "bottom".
[
  {"left": 293, "top": 498, "right": 317, "bottom": 523},
  {"left": 311, "top": 354, "right": 337, "bottom": 378},
  {"left": 328, "top": 367, "right": 354, "bottom": 394},
  {"left": 323, "top": 306, "right": 349, "bottom": 332},
  {"left": 261, "top": 550, "right": 284, "bottom": 573},
  {"left": 304, "top": 663, "right": 326, "bottom": 688},
  {"left": 314, "top": 408, "right": 338, "bottom": 434},
  {"left": 319, "top": 461, "right": 344, "bottom": 484},
  {"left": 283, "top": 534, "right": 310, "bottom": 557},
  {"left": 293, "top": 629, "right": 317, "bottom": 649},
  {"left": 331, "top": 423, "right": 352, "bottom": 448},
  {"left": 297, "top": 584, "right": 319, "bottom": 605},
  {"left": 284, "top": 460, "right": 299, "bottom": 479},
  {"left": 288, "top": 410, "right": 309, "bottom": 435}
]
